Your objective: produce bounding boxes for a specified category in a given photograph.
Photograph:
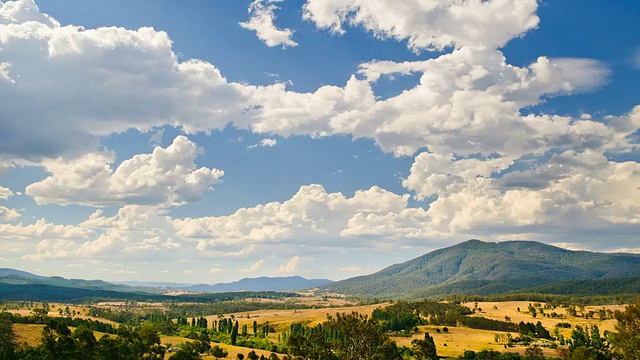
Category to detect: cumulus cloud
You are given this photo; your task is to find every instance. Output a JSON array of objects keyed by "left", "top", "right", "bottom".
[
  {"left": 278, "top": 256, "right": 306, "bottom": 273},
  {"left": 25, "top": 136, "right": 224, "bottom": 207},
  {"left": 18, "top": 184, "right": 437, "bottom": 261},
  {"left": 209, "top": 266, "right": 225, "bottom": 274},
  {"left": 1, "top": 1, "right": 611, "bottom": 163},
  {"left": 0, "top": 186, "right": 12, "bottom": 199},
  {"left": 0, "top": 0, "right": 249, "bottom": 160},
  {"left": 23, "top": 204, "right": 180, "bottom": 260},
  {"left": 240, "top": 0, "right": 298, "bottom": 48},
  {"left": 3, "top": 0, "right": 639, "bottom": 262},
  {"left": 175, "top": 184, "right": 434, "bottom": 251},
  {"left": 302, "top": 0, "right": 539, "bottom": 51},
  {"left": 245, "top": 48, "right": 609, "bottom": 156},
  {"left": 0, "top": 206, "right": 20, "bottom": 221},
  {"left": 0, "top": 218, "right": 93, "bottom": 240},
  {"left": 249, "top": 259, "right": 264, "bottom": 271}
]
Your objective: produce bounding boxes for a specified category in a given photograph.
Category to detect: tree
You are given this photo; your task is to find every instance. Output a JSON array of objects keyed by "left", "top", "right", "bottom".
[
  {"left": 247, "top": 350, "right": 259, "bottom": 360},
  {"left": 412, "top": 333, "right": 437, "bottom": 360},
  {"left": 327, "top": 312, "right": 402, "bottom": 360},
  {"left": 31, "top": 308, "right": 49, "bottom": 324},
  {"left": 170, "top": 342, "right": 201, "bottom": 360},
  {"left": 231, "top": 321, "right": 239, "bottom": 346},
  {"left": 0, "top": 313, "right": 17, "bottom": 360},
  {"left": 524, "top": 346, "right": 544, "bottom": 360},
  {"left": 569, "top": 325, "right": 612, "bottom": 360},
  {"left": 611, "top": 297, "right": 640, "bottom": 360},
  {"left": 72, "top": 325, "right": 97, "bottom": 359},
  {"left": 210, "top": 345, "right": 228, "bottom": 359}
]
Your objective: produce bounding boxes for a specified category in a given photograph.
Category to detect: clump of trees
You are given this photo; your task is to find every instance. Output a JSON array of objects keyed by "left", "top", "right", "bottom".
[
  {"left": 284, "top": 312, "right": 404, "bottom": 360},
  {"left": 2, "top": 316, "right": 164, "bottom": 360}
]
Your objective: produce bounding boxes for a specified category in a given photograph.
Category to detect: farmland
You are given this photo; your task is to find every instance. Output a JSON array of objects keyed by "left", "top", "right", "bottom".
[{"left": 5, "top": 298, "right": 631, "bottom": 359}]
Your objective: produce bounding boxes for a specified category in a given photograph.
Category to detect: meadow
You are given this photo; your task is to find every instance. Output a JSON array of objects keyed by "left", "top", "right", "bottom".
[{"left": 6, "top": 299, "right": 628, "bottom": 359}]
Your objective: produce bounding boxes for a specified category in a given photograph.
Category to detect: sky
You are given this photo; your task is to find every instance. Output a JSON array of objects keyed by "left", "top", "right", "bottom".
[{"left": 0, "top": 0, "right": 639, "bottom": 284}]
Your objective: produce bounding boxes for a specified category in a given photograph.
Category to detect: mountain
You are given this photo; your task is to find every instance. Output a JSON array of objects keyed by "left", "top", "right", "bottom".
[
  {"left": 0, "top": 269, "right": 330, "bottom": 296},
  {"left": 0, "top": 268, "right": 46, "bottom": 280},
  {"left": 321, "top": 239, "right": 640, "bottom": 299},
  {"left": 115, "top": 281, "right": 196, "bottom": 288},
  {"left": 183, "top": 276, "right": 332, "bottom": 293},
  {"left": 0, "top": 268, "right": 164, "bottom": 294}
]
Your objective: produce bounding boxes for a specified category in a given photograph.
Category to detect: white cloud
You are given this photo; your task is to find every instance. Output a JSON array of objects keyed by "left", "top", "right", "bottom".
[
  {"left": 175, "top": 184, "right": 431, "bottom": 251},
  {"left": 249, "top": 259, "right": 264, "bottom": 271},
  {"left": 302, "top": 0, "right": 539, "bottom": 51},
  {"left": 0, "top": 1, "right": 249, "bottom": 160},
  {"left": 278, "top": 256, "right": 307, "bottom": 273},
  {"left": 0, "top": 218, "right": 93, "bottom": 240},
  {"left": 338, "top": 266, "right": 362, "bottom": 272},
  {"left": 209, "top": 266, "right": 225, "bottom": 274},
  {"left": 0, "top": 206, "right": 20, "bottom": 221},
  {"left": 240, "top": 0, "right": 298, "bottom": 48},
  {"left": 245, "top": 48, "right": 609, "bottom": 157},
  {"left": 0, "top": 186, "right": 13, "bottom": 199},
  {"left": 248, "top": 138, "right": 277, "bottom": 149},
  {"left": 0, "top": 1, "right": 611, "bottom": 165},
  {"left": 74, "top": 205, "right": 179, "bottom": 259},
  {"left": 403, "top": 147, "right": 640, "bottom": 235},
  {"left": 22, "top": 205, "right": 179, "bottom": 260},
  {"left": 25, "top": 136, "right": 224, "bottom": 207}
]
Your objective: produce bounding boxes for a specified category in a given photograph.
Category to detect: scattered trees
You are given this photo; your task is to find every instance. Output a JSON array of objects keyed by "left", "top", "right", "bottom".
[{"left": 611, "top": 297, "right": 640, "bottom": 359}]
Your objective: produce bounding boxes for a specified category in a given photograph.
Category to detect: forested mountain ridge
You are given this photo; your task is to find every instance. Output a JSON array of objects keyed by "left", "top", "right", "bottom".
[
  {"left": 0, "top": 269, "right": 164, "bottom": 294},
  {"left": 183, "top": 276, "right": 332, "bottom": 293},
  {"left": 321, "top": 239, "right": 640, "bottom": 299}
]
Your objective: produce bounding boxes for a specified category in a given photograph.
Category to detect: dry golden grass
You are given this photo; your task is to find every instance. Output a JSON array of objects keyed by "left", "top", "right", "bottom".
[
  {"left": 160, "top": 336, "right": 284, "bottom": 360},
  {"left": 13, "top": 324, "right": 44, "bottom": 349},
  {"left": 12, "top": 300, "right": 628, "bottom": 359},
  {"left": 190, "top": 300, "right": 625, "bottom": 358},
  {"left": 206, "top": 302, "right": 389, "bottom": 333}
]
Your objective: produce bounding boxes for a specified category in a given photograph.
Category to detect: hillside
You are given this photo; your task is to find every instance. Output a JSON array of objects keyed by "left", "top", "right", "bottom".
[
  {"left": 0, "top": 269, "right": 164, "bottom": 294},
  {"left": 183, "top": 276, "right": 332, "bottom": 293},
  {"left": 321, "top": 239, "right": 640, "bottom": 299}
]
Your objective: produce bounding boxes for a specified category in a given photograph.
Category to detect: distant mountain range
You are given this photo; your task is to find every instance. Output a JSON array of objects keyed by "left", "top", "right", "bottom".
[
  {"left": 180, "top": 276, "right": 331, "bottom": 293},
  {"left": 3, "top": 239, "right": 640, "bottom": 302},
  {"left": 0, "top": 268, "right": 165, "bottom": 294},
  {"left": 0, "top": 268, "right": 330, "bottom": 295},
  {"left": 320, "top": 239, "right": 640, "bottom": 299}
]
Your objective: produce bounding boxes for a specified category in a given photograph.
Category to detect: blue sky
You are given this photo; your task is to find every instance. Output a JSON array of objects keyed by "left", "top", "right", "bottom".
[{"left": 0, "top": 0, "right": 639, "bottom": 283}]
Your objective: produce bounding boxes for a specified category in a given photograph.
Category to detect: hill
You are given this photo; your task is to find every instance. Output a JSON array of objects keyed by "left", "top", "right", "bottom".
[
  {"left": 0, "top": 268, "right": 164, "bottom": 294},
  {"left": 321, "top": 239, "right": 640, "bottom": 299},
  {"left": 183, "top": 276, "right": 332, "bottom": 293}
]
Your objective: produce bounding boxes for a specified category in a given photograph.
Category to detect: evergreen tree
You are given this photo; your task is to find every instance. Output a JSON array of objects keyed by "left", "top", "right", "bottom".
[
  {"left": 0, "top": 313, "right": 17, "bottom": 360},
  {"left": 412, "top": 332, "right": 437, "bottom": 360},
  {"left": 231, "top": 321, "right": 239, "bottom": 346},
  {"left": 612, "top": 297, "right": 640, "bottom": 360}
]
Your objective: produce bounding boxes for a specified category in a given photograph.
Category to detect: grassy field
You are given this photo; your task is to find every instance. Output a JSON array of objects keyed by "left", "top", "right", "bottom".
[
  {"left": 215, "top": 300, "right": 624, "bottom": 358},
  {"left": 209, "top": 302, "right": 387, "bottom": 332},
  {"left": 9, "top": 300, "right": 629, "bottom": 359}
]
